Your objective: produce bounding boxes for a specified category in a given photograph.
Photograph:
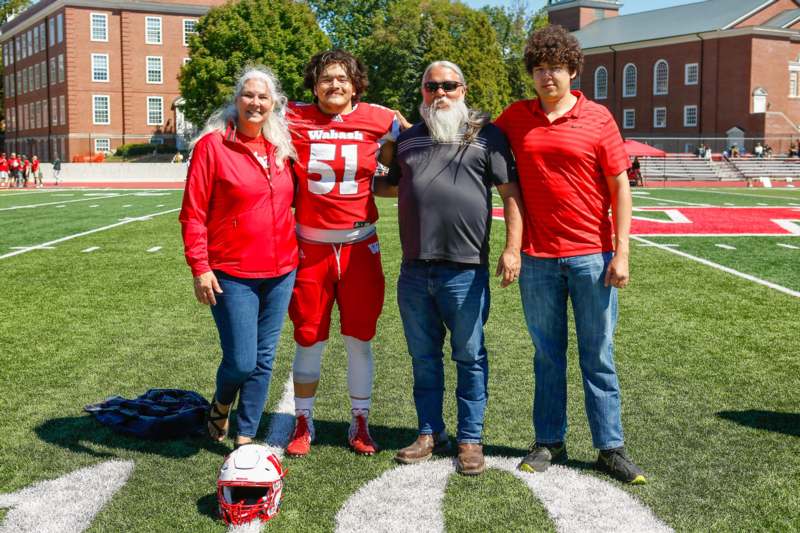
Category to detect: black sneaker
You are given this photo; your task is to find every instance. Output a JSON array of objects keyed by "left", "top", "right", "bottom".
[
  {"left": 517, "top": 442, "right": 568, "bottom": 473},
  {"left": 596, "top": 447, "right": 647, "bottom": 484}
]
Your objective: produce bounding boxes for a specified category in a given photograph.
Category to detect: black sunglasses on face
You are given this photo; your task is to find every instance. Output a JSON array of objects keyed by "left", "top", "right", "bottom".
[{"left": 423, "top": 81, "right": 463, "bottom": 93}]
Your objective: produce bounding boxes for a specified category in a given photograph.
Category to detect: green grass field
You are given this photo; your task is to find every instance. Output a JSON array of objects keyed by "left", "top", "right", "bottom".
[{"left": 1, "top": 187, "right": 799, "bottom": 532}]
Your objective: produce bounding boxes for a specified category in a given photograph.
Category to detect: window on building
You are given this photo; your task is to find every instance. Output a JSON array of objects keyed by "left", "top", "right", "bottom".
[
  {"left": 92, "top": 54, "right": 109, "bottom": 82},
  {"left": 58, "top": 94, "right": 65, "bottom": 124},
  {"left": 33, "top": 64, "right": 40, "bottom": 90},
  {"left": 653, "top": 107, "right": 667, "bottom": 128},
  {"left": 183, "top": 57, "right": 191, "bottom": 66},
  {"left": 753, "top": 87, "right": 767, "bottom": 113},
  {"left": 791, "top": 70, "right": 800, "bottom": 98},
  {"left": 49, "top": 58, "right": 56, "bottom": 85},
  {"left": 51, "top": 97, "right": 58, "bottom": 126},
  {"left": 34, "top": 101, "right": 40, "bottom": 128},
  {"left": 49, "top": 18, "right": 55, "bottom": 47},
  {"left": 183, "top": 19, "right": 198, "bottom": 46},
  {"left": 22, "top": 68, "right": 27, "bottom": 93},
  {"left": 42, "top": 98, "right": 48, "bottom": 125},
  {"left": 623, "top": 63, "right": 637, "bottom": 97},
  {"left": 594, "top": 66, "right": 608, "bottom": 100},
  {"left": 654, "top": 60, "right": 669, "bottom": 95},
  {"left": 683, "top": 105, "right": 698, "bottom": 127},
  {"left": 16, "top": 73, "right": 21, "bottom": 95},
  {"left": 91, "top": 13, "right": 108, "bottom": 42},
  {"left": 146, "top": 56, "right": 163, "bottom": 84},
  {"left": 57, "top": 13, "right": 64, "bottom": 43},
  {"left": 146, "top": 17, "right": 162, "bottom": 44},
  {"left": 39, "top": 23, "right": 45, "bottom": 50},
  {"left": 623, "top": 109, "right": 635, "bottom": 129},
  {"left": 57, "top": 54, "right": 65, "bottom": 83},
  {"left": 685, "top": 63, "right": 699, "bottom": 85},
  {"left": 594, "top": 8, "right": 606, "bottom": 20},
  {"left": 95, "top": 138, "right": 111, "bottom": 153},
  {"left": 93, "top": 95, "right": 109, "bottom": 124},
  {"left": 147, "top": 96, "right": 163, "bottom": 125},
  {"left": 15, "top": 36, "right": 21, "bottom": 60},
  {"left": 27, "top": 30, "right": 32, "bottom": 56},
  {"left": 41, "top": 61, "right": 47, "bottom": 86},
  {"left": 33, "top": 26, "right": 39, "bottom": 53}
]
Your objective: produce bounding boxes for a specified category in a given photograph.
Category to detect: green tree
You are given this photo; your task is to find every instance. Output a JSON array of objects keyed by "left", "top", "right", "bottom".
[
  {"left": 362, "top": 0, "right": 511, "bottom": 120},
  {"left": 306, "top": 0, "right": 393, "bottom": 56},
  {"left": 179, "top": 0, "right": 329, "bottom": 126},
  {"left": 483, "top": 0, "right": 537, "bottom": 101},
  {"left": 0, "top": 0, "right": 31, "bottom": 23}
]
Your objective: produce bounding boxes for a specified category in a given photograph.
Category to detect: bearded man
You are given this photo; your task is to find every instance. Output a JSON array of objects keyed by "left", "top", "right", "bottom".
[{"left": 375, "top": 61, "right": 523, "bottom": 475}]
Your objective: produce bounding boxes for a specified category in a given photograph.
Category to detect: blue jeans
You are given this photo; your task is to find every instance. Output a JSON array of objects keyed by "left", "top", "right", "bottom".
[
  {"left": 518, "top": 252, "right": 624, "bottom": 450},
  {"left": 397, "top": 262, "right": 490, "bottom": 443},
  {"left": 210, "top": 269, "right": 296, "bottom": 438}
]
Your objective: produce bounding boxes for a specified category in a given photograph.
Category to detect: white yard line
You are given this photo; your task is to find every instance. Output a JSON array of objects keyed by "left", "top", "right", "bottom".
[
  {"left": 82, "top": 246, "right": 100, "bottom": 253},
  {"left": 715, "top": 244, "right": 737, "bottom": 250},
  {"left": 0, "top": 190, "right": 50, "bottom": 196},
  {"left": 146, "top": 246, "right": 162, "bottom": 253},
  {"left": 0, "top": 208, "right": 180, "bottom": 261},
  {"left": 637, "top": 196, "right": 710, "bottom": 206},
  {"left": 632, "top": 236, "right": 800, "bottom": 298},
  {"left": 687, "top": 189, "right": 800, "bottom": 201},
  {"left": 777, "top": 243, "right": 800, "bottom": 250},
  {"left": 0, "top": 193, "right": 127, "bottom": 211}
]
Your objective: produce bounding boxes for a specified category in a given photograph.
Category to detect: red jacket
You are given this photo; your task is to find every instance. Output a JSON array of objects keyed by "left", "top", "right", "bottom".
[{"left": 179, "top": 125, "right": 298, "bottom": 278}]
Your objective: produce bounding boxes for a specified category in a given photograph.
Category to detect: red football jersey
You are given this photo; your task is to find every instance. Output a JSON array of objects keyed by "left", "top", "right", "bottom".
[{"left": 288, "top": 101, "right": 395, "bottom": 229}]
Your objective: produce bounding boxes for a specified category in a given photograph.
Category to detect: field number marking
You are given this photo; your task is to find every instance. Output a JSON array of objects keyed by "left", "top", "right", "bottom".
[{"left": 0, "top": 460, "right": 134, "bottom": 533}]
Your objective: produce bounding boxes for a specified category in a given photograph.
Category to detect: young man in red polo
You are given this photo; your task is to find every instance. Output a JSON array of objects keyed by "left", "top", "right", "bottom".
[{"left": 495, "top": 25, "right": 645, "bottom": 484}]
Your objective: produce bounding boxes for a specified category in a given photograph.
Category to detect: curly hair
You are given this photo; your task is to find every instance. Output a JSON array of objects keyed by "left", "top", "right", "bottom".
[
  {"left": 303, "top": 49, "right": 369, "bottom": 103},
  {"left": 524, "top": 25, "right": 584, "bottom": 77}
]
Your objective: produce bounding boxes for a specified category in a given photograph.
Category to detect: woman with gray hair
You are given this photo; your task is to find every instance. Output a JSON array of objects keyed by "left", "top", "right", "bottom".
[{"left": 179, "top": 65, "right": 299, "bottom": 449}]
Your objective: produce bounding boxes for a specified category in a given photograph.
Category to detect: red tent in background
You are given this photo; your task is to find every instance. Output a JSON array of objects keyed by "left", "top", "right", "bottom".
[{"left": 623, "top": 139, "right": 666, "bottom": 157}]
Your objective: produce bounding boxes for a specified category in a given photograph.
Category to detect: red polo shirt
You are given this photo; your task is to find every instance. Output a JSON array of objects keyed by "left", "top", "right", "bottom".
[{"left": 494, "top": 91, "right": 629, "bottom": 258}]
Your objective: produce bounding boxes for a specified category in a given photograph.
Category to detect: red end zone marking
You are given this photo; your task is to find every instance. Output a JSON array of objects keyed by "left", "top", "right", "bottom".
[{"left": 491, "top": 207, "right": 800, "bottom": 236}]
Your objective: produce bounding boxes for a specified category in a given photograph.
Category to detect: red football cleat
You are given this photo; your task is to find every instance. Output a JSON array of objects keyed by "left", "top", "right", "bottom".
[
  {"left": 348, "top": 409, "right": 379, "bottom": 455},
  {"left": 286, "top": 412, "right": 314, "bottom": 457}
]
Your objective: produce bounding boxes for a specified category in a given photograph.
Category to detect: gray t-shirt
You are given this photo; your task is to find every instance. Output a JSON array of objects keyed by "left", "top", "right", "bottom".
[{"left": 388, "top": 121, "right": 517, "bottom": 265}]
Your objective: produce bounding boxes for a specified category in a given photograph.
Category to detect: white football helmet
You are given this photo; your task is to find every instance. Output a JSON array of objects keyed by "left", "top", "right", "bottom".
[{"left": 217, "top": 444, "right": 285, "bottom": 525}]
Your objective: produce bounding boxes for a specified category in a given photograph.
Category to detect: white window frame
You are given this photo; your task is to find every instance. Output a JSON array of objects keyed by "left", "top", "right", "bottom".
[
  {"left": 33, "top": 63, "right": 40, "bottom": 90},
  {"left": 145, "top": 17, "right": 162, "bottom": 45},
  {"left": 183, "top": 19, "right": 198, "bottom": 47},
  {"left": 623, "top": 109, "right": 635, "bottom": 129},
  {"left": 92, "top": 53, "right": 109, "bottom": 82},
  {"left": 49, "top": 57, "right": 56, "bottom": 85},
  {"left": 146, "top": 56, "right": 163, "bottom": 84},
  {"left": 59, "top": 95, "right": 66, "bottom": 125},
  {"left": 183, "top": 57, "right": 191, "bottom": 66},
  {"left": 90, "top": 13, "right": 109, "bottom": 42},
  {"left": 39, "top": 23, "right": 45, "bottom": 50},
  {"left": 653, "top": 106, "right": 667, "bottom": 128},
  {"left": 57, "top": 54, "right": 65, "bottom": 83},
  {"left": 147, "top": 96, "right": 164, "bottom": 125},
  {"left": 683, "top": 105, "right": 698, "bottom": 127},
  {"left": 43, "top": 97, "right": 48, "bottom": 126},
  {"left": 94, "top": 138, "right": 111, "bottom": 153},
  {"left": 56, "top": 13, "right": 64, "bottom": 43},
  {"left": 654, "top": 59, "right": 669, "bottom": 95},
  {"left": 685, "top": 63, "right": 699, "bottom": 86},
  {"left": 27, "top": 30, "right": 32, "bottom": 57},
  {"left": 51, "top": 97, "right": 58, "bottom": 126},
  {"left": 49, "top": 18, "right": 55, "bottom": 47},
  {"left": 594, "top": 66, "right": 608, "bottom": 100},
  {"left": 622, "top": 63, "right": 637, "bottom": 98},
  {"left": 790, "top": 65, "right": 800, "bottom": 98},
  {"left": 33, "top": 26, "right": 39, "bottom": 54},
  {"left": 93, "top": 95, "right": 110, "bottom": 125}
]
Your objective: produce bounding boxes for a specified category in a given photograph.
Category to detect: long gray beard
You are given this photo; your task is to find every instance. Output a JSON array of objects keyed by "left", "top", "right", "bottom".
[{"left": 420, "top": 98, "right": 470, "bottom": 143}]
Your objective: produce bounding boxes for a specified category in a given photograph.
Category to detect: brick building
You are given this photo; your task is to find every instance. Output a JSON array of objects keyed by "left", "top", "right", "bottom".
[
  {"left": 0, "top": 0, "right": 225, "bottom": 161},
  {"left": 548, "top": 0, "right": 800, "bottom": 153}
]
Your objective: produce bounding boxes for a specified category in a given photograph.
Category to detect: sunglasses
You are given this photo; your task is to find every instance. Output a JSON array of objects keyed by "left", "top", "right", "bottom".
[{"left": 423, "top": 81, "right": 463, "bottom": 93}]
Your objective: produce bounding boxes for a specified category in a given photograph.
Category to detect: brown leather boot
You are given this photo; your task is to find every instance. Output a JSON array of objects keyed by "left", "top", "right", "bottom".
[
  {"left": 456, "top": 443, "right": 485, "bottom": 475},
  {"left": 394, "top": 432, "right": 450, "bottom": 464}
]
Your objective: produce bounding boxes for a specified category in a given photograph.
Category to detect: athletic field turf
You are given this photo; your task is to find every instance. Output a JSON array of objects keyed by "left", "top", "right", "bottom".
[{"left": 1, "top": 187, "right": 798, "bottom": 532}]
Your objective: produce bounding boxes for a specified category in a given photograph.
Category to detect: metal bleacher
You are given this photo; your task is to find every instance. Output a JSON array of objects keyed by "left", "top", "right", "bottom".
[
  {"left": 639, "top": 155, "right": 800, "bottom": 183},
  {"left": 639, "top": 155, "right": 721, "bottom": 181}
]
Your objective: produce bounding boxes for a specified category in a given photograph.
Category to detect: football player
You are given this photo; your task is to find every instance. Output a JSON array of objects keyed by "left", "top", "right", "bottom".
[{"left": 285, "top": 50, "right": 405, "bottom": 457}]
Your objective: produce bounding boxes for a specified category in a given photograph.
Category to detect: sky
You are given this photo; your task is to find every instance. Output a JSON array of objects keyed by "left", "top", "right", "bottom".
[{"left": 461, "top": 0, "right": 701, "bottom": 14}]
